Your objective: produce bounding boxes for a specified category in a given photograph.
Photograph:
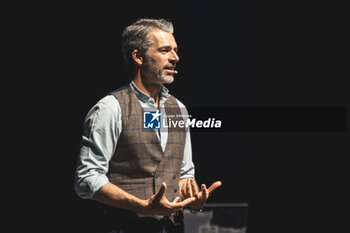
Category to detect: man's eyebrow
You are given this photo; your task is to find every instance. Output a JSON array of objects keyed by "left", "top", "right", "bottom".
[{"left": 158, "top": 45, "right": 178, "bottom": 50}]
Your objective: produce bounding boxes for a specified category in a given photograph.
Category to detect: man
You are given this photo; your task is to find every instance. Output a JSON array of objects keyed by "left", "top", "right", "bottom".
[{"left": 74, "top": 18, "right": 222, "bottom": 233}]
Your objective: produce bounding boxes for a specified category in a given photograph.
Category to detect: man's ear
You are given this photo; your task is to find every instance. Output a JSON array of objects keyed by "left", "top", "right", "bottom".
[{"left": 132, "top": 49, "right": 143, "bottom": 66}]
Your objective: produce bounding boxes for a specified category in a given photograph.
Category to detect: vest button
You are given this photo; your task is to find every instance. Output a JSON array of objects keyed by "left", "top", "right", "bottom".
[
  {"left": 174, "top": 189, "right": 177, "bottom": 193},
  {"left": 155, "top": 174, "right": 159, "bottom": 179},
  {"left": 173, "top": 175, "right": 176, "bottom": 179}
]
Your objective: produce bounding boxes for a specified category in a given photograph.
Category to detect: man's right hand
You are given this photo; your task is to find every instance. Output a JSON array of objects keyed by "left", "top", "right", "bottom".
[{"left": 142, "top": 182, "right": 196, "bottom": 216}]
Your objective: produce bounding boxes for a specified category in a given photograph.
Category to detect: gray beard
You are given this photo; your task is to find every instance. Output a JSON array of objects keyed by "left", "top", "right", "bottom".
[{"left": 143, "top": 60, "right": 174, "bottom": 84}]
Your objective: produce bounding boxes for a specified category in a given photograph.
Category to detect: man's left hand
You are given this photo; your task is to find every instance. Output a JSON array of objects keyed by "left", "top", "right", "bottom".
[{"left": 180, "top": 178, "right": 222, "bottom": 211}]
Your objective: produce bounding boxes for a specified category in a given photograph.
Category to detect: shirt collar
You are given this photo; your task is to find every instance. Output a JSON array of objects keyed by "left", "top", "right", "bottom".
[{"left": 130, "top": 81, "right": 171, "bottom": 104}]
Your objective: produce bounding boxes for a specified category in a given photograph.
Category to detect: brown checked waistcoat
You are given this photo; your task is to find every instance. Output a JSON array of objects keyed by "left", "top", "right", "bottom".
[{"left": 108, "top": 86, "right": 186, "bottom": 221}]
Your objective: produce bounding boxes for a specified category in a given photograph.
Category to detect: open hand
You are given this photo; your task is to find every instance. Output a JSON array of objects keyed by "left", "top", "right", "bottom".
[
  {"left": 144, "top": 182, "right": 196, "bottom": 216},
  {"left": 180, "top": 178, "right": 222, "bottom": 211}
]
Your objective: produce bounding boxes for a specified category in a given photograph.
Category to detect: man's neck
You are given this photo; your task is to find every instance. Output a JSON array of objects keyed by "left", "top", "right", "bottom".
[{"left": 132, "top": 74, "right": 161, "bottom": 108}]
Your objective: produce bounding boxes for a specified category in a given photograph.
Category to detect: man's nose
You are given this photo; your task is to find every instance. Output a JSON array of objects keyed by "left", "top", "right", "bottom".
[{"left": 169, "top": 50, "right": 180, "bottom": 63}]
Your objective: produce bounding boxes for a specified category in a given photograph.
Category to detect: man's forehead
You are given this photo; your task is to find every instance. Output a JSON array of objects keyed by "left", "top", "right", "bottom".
[{"left": 148, "top": 29, "right": 177, "bottom": 47}]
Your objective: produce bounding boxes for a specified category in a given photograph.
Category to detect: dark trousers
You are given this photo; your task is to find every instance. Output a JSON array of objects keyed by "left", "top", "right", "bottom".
[{"left": 97, "top": 205, "right": 184, "bottom": 233}]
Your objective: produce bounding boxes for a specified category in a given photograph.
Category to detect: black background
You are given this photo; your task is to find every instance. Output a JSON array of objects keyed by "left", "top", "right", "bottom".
[{"left": 9, "top": 1, "right": 349, "bottom": 232}]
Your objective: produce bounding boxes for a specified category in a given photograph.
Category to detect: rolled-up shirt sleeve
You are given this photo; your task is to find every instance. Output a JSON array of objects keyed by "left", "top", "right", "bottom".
[{"left": 74, "top": 95, "right": 121, "bottom": 199}]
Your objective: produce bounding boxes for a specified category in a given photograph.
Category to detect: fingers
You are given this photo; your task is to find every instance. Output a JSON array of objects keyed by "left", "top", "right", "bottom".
[
  {"left": 180, "top": 180, "right": 222, "bottom": 212},
  {"left": 181, "top": 178, "right": 199, "bottom": 199},
  {"left": 168, "top": 196, "right": 195, "bottom": 212},
  {"left": 200, "top": 184, "right": 209, "bottom": 199},
  {"left": 207, "top": 181, "right": 222, "bottom": 195},
  {"left": 154, "top": 182, "right": 167, "bottom": 203},
  {"left": 180, "top": 179, "right": 222, "bottom": 212},
  {"left": 172, "top": 196, "right": 180, "bottom": 203},
  {"left": 197, "top": 181, "right": 221, "bottom": 200},
  {"left": 191, "top": 179, "right": 199, "bottom": 198},
  {"left": 172, "top": 197, "right": 196, "bottom": 208},
  {"left": 162, "top": 196, "right": 195, "bottom": 215},
  {"left": 180, "top": 178, "right": 190, "bottom": 198},
  {"left": 147, "top": 182, "right": 197, "bottom": 216},
  {"left": 200, "top": 181, "right": 222, "bottom": 199},
  {"left": 181, "top": 183, "right": 186, "bottom": 198},
  {"left": 186, "top": 179, "right": 193, "bottom": 197}
]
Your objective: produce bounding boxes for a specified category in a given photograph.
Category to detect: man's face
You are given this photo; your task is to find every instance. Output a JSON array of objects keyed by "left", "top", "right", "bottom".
[{"left": 142, "top": 29, "right": 180, "bottom": 84}]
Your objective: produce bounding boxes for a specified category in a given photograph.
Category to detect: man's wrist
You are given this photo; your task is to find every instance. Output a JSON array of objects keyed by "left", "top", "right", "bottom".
[{"left": 138, "top": 199, "right": 152, "bottom": 215}]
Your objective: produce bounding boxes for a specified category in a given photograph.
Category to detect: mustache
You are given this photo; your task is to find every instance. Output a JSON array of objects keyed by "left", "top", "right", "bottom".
[
  {"left": 163, "top": 64, "right": 178, "bottom": 74},
  {"left": 163, "top": 62, "right": 176, "bottom": 69},
  {"left": 163, "top": 65, "right": 175, "bottom": 69}
]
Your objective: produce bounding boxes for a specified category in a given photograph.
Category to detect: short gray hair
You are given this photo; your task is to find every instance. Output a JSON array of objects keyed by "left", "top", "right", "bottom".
[{"left": 121, "top": 18, "right": 174, "bottom": 67}]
